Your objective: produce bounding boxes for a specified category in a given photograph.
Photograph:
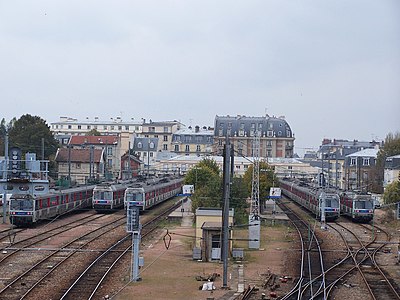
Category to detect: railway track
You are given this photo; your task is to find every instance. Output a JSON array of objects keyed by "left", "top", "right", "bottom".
[
  {"left": 0, "top": 213, "right": 127, "bottom": 299},
  {"left": 60, "top": 202, "right": 181, "bottom": 299},
  {"left": 59, "top": 200, "right": 182, "bottom": 300},
  {"left": 329, "top": 222, "right": 400, "bottom": 300},
  {"left": 277, "top": 200, "right": 327, "bottom": 300}
]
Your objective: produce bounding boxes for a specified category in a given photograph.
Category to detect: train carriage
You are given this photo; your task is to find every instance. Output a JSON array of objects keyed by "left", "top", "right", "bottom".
[
  {"left": 9, "top": 185, "right": 95, "bottom": 227},
  {"left": 340, "top": 192, "right": 374, "bottom": 223},
  {"left": 280, "top": 179, "right": 340, "bottom": 221},
  {"left": 92, "top": 182, "right": 127, "bottom": 212},
  {"left": 124, "top": 177, "right": 184, "bottom": 211}
]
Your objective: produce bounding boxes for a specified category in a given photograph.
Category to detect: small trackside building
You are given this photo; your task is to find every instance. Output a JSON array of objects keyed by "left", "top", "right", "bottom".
[{"left": 195, "top": 207, "right": 234, "bottom": 262}]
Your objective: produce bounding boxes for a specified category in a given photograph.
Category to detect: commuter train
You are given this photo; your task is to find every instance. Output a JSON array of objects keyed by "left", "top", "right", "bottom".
[
  {"left": 92, "top": 182, "right": 127, "bottom": 211},
  {"left": 124, "top": 177, "right": 184, "bottom": 211},
  {"left": 279, "top": 179, "right": 340, "bottom": 221},
  {"left": 339, "top": 191, "right": 374, "bottom": 223},
  {"left": 92, "top": 176, "right": 184, "bottom": 212},
  {"left": 9, "top": 185, "right": 95, "bottom": 227}
]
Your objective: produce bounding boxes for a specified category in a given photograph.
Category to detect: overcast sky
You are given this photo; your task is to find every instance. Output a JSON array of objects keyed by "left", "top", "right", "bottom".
[{"left": 1, "top": 1, "right": 399, "bottom": 155}]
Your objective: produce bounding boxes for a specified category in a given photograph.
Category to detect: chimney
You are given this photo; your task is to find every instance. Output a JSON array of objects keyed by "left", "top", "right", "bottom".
[{"left": 195, "top": 125, "right": 200, "bottom": 133}]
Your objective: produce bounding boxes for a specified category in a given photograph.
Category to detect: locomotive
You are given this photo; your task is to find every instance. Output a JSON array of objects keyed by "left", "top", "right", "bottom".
[
  {"left": 339, "top": 191, "right": 374, "bottom": 223},
  {"left": 279, "top": 179, "right": 340, "bottom": 221}
]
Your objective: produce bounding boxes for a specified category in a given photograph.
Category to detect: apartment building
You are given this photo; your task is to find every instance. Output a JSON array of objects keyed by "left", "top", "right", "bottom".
[{"left": 214, "top": 115, "right": 295, "bottom": 158}]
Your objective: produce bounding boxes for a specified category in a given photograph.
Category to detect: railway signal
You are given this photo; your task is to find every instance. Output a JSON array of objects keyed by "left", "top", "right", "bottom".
[{"left": 126, "top": 202, "right": 142, "bottom": 282}]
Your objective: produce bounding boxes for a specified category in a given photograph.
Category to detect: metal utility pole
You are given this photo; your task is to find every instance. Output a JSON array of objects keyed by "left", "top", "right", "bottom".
[
  {"left": 128, "top": 141, "right": 131, "bottom": 180},
  {"left": 221, "top": 136, "right": 232, "bottom": 288},
  {"left": 68, "top": 145, "right": 71, "bottom": 187},
  {"left": 249, "top": 130, "right": 260, "bottom": 249},
  {"left": 320, "top": 191, "right": 326, "bottom": 230},
  {"left": 2, "top": 130, "right": 9, "bottom": 224}
]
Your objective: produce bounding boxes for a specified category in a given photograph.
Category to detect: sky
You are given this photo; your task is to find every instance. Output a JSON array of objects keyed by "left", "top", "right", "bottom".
[{"left": 0, "top": 1, "right": 399, "bottom": 156}]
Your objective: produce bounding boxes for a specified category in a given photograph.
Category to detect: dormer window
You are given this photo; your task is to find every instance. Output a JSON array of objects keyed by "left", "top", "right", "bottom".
[{"left": 137, "top": 142, "right": 142, "bottom": 149}]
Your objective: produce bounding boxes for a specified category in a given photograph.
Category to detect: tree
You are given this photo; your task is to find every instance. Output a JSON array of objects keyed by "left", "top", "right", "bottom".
[
  {"left": 230, "top": 176, "right": 249, "bottom": 224},
  {"left": 186, "top": 165, "right": 222, "bottom": 211},
  {"left": 242, "top": 161, "right": 275, "bottom": 202},
  {"left": 383, "top": 181, "right": 400, "bottom": 205},
  {"left": 86, "top": 129, "right": 102, "bottom": 136},
  {"left": 371, "top": 132, "right": 400, "bottom": 193},
  {"left": 8, "top": 114, "right": 58, "bottom": 159},
  {"left": 197, "top": 157, "right": 220, "bottom": 176}
]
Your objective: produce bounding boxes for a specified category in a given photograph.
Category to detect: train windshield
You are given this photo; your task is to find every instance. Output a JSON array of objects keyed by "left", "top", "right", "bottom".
[
  {"left": 93, "top": 191, "right": 112, "bottom": 200},
  {"left": 325, "top": 196, "right": 339, "bottom": 208},
  {"left": 355, "top": 201, "right": 374, "bottom": 209},
  {"left": 10, "top": 197, "right": 34, "bottom": 211},
  {"left": 126, "top": 192, "right": 143, "bottom": 202}
]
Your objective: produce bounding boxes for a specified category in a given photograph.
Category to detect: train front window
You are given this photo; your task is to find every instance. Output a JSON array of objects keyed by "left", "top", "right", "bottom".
[
  {"left": 325, "top": 197, "right": 339, "bottom": 208},
  {"left": 10, "top": 198, "right": 34, "bottom": 211},
  {"left": 94, "top": 191, "right": 112, "bottom": 200},
  {"left": 126, "top": 192, "right": 143, "bottom": 202},
  {"left": 355, "top": 201, "right": 373, "bottom": 209}
]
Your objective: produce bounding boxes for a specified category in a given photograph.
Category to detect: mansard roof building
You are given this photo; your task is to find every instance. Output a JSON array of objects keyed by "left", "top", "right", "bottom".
[{"left": 214, "top": 115, "right": 295, "bottom": 158}]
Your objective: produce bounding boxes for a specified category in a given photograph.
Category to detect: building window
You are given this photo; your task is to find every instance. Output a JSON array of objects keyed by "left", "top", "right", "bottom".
[
  {"left": 149, "top": 126, "right": 155, "bottom": 133},
  {"left": 350, "top": 158, "right": 356, "bottom": 166},
  {"left": 185, "top": 145, "right": 190, "bottom": 152},
  {"left": 150, "top": 152, "right": 153, "bottom": 157},
  {"left": 363, "top": 158, "right": 370, "bottom": 166},
  {"left": 164, "top": 126, "right": 168, "bottom": 133},
  {"left": 78, "top": 125, "right": 81, "bottom": 129},
  {"left": 68, "top": 125, "right": 72, "bottom": 129},
  {"left": 104, "top": 125, "right": 107, "bottom": 130},
  {"left": 107, "top": 147, "right": 113, "bottom": 155},
  {"left": 267, "top": 150, "right": 272, "bottom": 157},
  {"left": 125, "top": 126, "right": 129, "bottom": 130},
  {"left": 174, "top": 145, "right": 179, "bottom": 152},
  {"left": 154, "top": 135, "right": 158, "bottom": 138},
  {"left": 149, "top": 142, "right": 155, "bottom": 149},
  {"left": 111, "top": 126, "right": 114, "bottom": 130},
  {"left": 137, "top": 142, "right": 142, "bottom": 149},
  {"left": 163, "top": 135, "right": 168, "bottom": 142},
  {"left": 76, "top": 163, "right": 81, "bottom": 169},
  {"left": 87, "top": 125, "right": 91, "bottom": 130},
  {"left": 196, "top": 145, "right": 201, "bottom": 152},
  {"left": 163, "top": 144, "right": 168, "bottom": 150},
  {"left": 108, "top": 159, "right": 112, "bottom": 166},
  {"left": 118, "top": 126, "right": 122, "bottom": 130}
]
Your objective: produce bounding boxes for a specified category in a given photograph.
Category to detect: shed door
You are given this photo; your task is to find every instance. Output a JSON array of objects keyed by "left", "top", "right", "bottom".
[{"left": 211, "top": 234, "right": 221, "bottom": 260}]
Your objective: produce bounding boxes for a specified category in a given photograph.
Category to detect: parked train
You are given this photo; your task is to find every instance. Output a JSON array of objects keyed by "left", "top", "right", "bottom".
[
  {"left": 92, "top": 176, "right": 184, "bottom": 212},
  {"left": 339, "top": 191, "right": 374, "bottom": 223},
  {"left": 92, "top": 182, "right": 127, "bottom": 211},
  {"left": 9, "top": 185, "right": 95, "bottom": 227},
  {"left": 123, "top": 177, "right": 184, "bottom": 211},
  {"left": 279, "top": 179, "right": 340, "bottom": 221}
]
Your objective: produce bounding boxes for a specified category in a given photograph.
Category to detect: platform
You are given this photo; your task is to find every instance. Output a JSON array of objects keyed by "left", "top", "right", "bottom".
[{"left": 260, "top": 199, "right": 290, "bottom": 225}]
